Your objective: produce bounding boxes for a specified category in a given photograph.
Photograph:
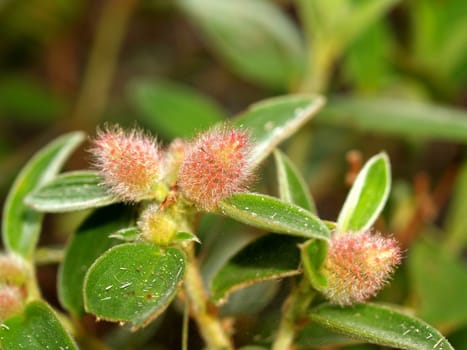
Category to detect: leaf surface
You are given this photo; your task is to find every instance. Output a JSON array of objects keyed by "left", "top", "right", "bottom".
[
  {"left": 2, "top": 132, "right": 85, "bottom": 259},
  {"left": 337, "top": 152, "right": 390, "bottom": 231},
  {"left": 219, "top": 193, "right": 330, "bottom": 240},
  {"left": 26, "top": 171, "right": 119, "bottom": 212},
  {"left": 0, "top": 301, "right": 77, "bottom": 350},
  {"left": 309, "top": 303, "right": 454, "bottom": 350},
  {"left": 84, "top": 243, "right": 185, "bottom": 329},
  {"left": 59, "top": 205, "right": 134, "bottom": 316},
  {"left": 234, "top": 95, "right": 325, "bottom": 166}
]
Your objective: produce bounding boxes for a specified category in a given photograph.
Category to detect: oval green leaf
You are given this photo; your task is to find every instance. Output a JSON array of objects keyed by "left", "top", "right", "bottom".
[
  {"left": 84, "top": 243, "right": 185, "bottom": 329},
  {"left": 178, "top": 0, "right": 305, "bottom": 89},
  {"left": 337, "top": 152, "right": 391, "bottom": 232},
  {"left": 210, "top": 234, "right": 302, "bottom": 303},
  {"left": 309, "top": 303, "right": 454, "bottom": 350},
  {"left": 129, "top": 79, "right": 226, "bottom": 139},
  {"left": 26, "top": 170, "right": 120, "bottom": 212},
  {"left": 0, "top": 301, "right": 78, "bottom": 350},
  {"left": 219, "top": 193, "right": 330, "bottom": 240},
  {"left": 234, "top": 95, "right": 325, "bottom": 167},
  {"left": 274, "top": 149, "right": 316, "bottom": 213},
  {"left": 2, "top": 132, "right": 85, "bottom": 259},
  {"left": 59, "top": 205, "right": 135, "bottom": 316}
]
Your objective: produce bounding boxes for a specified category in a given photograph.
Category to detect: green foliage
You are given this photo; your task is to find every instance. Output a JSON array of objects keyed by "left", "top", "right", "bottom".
[
  {"left": 26, "top": 171, "right": 119, "bottom": 212},
  {"left": 2, "top": 132, "right": 85, "bottom": 259},
  {"left": 309, "top": 303, "right": 454, "bottom": 350},
  {"left": 1, "top": 0, "right": 466, "bottom": 348},
  {"left": 130, "top": 79, "right": 227, "bottom": 139},
  {"left": 84, "top": 243, "right": 185, "bottom": 329},
  {"left": 337, "top": 152, "right": 391, "bottom": 232},
  {"left": 0, "top": 301, "right": 78, "bottom": 350},
  {"left": 219, "top": 193, "right": 330, "bottom": 240},
  {"left": 178, "top": 0, "right": 305, "bottom": 89}
]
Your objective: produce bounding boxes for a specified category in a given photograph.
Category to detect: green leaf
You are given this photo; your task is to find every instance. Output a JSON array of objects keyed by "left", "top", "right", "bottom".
[
  {"left": 174, "top": 231, "right": 200, "bottom": 243},
  {"left": 84, "top": 243, "right": 185, "bottom": 329},
  {"left": 178, "top": 0, "right": 305, "bottom": 89},
  {"left": 210, "top": 234, "right": 302, "bottom": 303},
  {"left": 337, "top": 152, "right": 391, "bottom": 232},
  {"left": 129, "top": 79, "right": 226, "bottom": 139},
  {"left": 309, "top": 303, "right": 454, "bottom": 350},
  {"left": 318, "top": 96, "right": 467, "bottom": 143},
  {"left": 2, "top": 132, "right": 85, "bottom": 259},
  {"left": 59, "top": 205, "right": 134, "bottom": 316},
  {"left": 0, "top": 301, "right": 78, "bottom": 350},
  {"left": 234, "top": 94, "right": 325, "bottom": 167},
  {"left": 300, "top": 239, "right": 328, "bottom": 291},
  {"left": 409, "top": 238, "right": 467, "bottom": 328},
  {"left": 274, "top": 149, "right": 316, "bottom": 213},
  {"left": 26, "top": 171, "right": 119, "bottom": 212},
  {"left": 109, "top": 226, "right": 140, "bottom": 242},
  {"left": 219, "top": 193, "right": 330, "bottom": 240}
]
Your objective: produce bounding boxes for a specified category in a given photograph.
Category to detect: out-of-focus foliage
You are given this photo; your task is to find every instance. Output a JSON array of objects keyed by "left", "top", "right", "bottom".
[{"left": 1, "top": 0, "right": 467, "bottom": 348}]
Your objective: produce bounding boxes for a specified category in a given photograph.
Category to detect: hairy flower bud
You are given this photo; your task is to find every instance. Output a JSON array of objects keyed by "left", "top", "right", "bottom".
[
  {"left": 90, "top": 126, "right": 162, "bottom": 202},
  {"left": 322, "top": 230, "right": 401, "bottom": 306},
  {"left": 177, "top": 126, "right": 254, "bottom": 211},
  {"left": 0, "top": 285, "right": 25, "bottom": 320},
  {"left": 138, "top": 204, "right": 178, "bottom": 246}
]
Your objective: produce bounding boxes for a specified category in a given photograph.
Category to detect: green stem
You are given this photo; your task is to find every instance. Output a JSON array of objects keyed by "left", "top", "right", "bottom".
[
  {"left": 183, "top": 242, "right": 233, "bottom": 350},
  {"left": 272, "top": 279, "right": 316, "bottom": 350},
  {"left": 34, "top": 247, "right": 65, "bottom": 265}
]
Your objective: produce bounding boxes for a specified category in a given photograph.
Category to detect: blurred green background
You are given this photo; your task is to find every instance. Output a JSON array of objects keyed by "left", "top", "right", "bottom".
[{"left": 1, "top": 0, "right": 467, "bottom": 349}]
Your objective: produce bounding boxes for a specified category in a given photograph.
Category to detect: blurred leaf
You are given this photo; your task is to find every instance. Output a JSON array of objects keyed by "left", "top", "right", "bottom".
[
  {"left": 174, "top": 231, "right": 200, "bottom": 244},
  {"left": 409, "top": 238, "right": 467, "bottom": 328},
  {"left": 300, "top": 238, "right": 328, "bottom": 291},
  {"left": 26, "top": 171, "right": 119, "bottom": 212},
  {"left": 84, "top": 243, "right": 185, "bottom": 329},
  {"left": 274, "top": 149, "right": 316, "bottom": 213},
  {"left": 444, "top": 159, "right": 467, "bottom": 254},
  {"left": 337, "top": 152, "right": 391, "bottom": 232},
  {"left": 178, "top": 0, "right": 305, "bottom": 89},
  {"left": 219, "top": 281, "right": 279, "bottom": 316},
  {"left": 343, "top": 21, "right": 395, "bottom": 93},
  {"left": 129, "top": 79, "right": 227, "bottom": 139},
  {"left": 210, "top": 234, "right": 302, "bottom": 303},
  {"left": 219, "top": 193, "right": 330, "bottom": 240},
  {"left": 59, "top": 205, "right": 134, "bottom": 316},
  {"left": 297, "top": 322, "right": 358, "bottom": 348},
  {"left": 318, "top": 97, "right": 467, "bottom": 143},
  {"left": 0, "top": 77, "right": 66, "bottom": 123},
  {"left": 410, "top": 0, "right": 467, "bottom": 77},
  {"left": 2, "top": 132, "right": 85, "bottom": 260},
  {"left": 0, "top": 301, "right": 77, "bottom": 350},
  {"left": 234, "top": 94, "right": 325, "bottom": 167},
  {"left": 310, "top": 303, "right": 454, "bottom": 350}
]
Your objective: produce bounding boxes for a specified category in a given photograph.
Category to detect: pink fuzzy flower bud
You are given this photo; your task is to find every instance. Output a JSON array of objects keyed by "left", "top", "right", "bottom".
[
  {"left": 90, "top": 126, "right": 162, "bottom": 202},
  {"left": 0, "top": 285, "right": 25, "bottom": 320},
  {"left": 322, "top": 230, "right": 401, "bottom": 306},
  {"left": 177, "top": 126, "right": 254, "bottom": 211}
]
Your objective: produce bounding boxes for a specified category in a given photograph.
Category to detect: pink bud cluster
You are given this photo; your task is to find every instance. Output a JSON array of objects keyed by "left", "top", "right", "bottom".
[
  {"left": 90, "top": 125, "right": 254, "bottom": 212},
  {"left": 90, "top": 126, "right": 162, "bottom": 202},
  {"left": 322, "top": 230, "right": 401, "bottom": 306},
  {"left": 178, "top": 127, "right": 254, "bottom": 211}
]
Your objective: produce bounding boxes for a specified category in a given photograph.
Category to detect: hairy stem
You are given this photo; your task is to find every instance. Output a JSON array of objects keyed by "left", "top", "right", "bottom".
[
  {"left": 183, "top": 242, "right": 233, "bottom": 350},
  {"left": 272, "top": 279, "right": 316, "bottom": 350}
]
